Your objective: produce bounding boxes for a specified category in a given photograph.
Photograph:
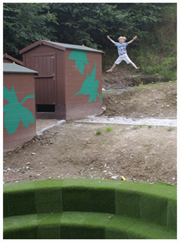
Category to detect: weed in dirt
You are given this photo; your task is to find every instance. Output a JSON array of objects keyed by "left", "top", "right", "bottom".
[
  {"left": 148, "top": 125, "right": 152, "bottom": 129},
  {"left": 122, "top": 128, "right": 126, "bottom": 132},
  {"left": 167, "top": 126, "right": 174, "bottom": 131},
  {"left": 96, "top": 129, "right": 102, "bottom": 135},
  {"left": 139, "top": 124, "right": 147, "bottom": 128},
  {"left": 102, "top": 91, "right": 107, "bottom": 95},
  {"left": 132, "top": 125, "right": 138, "bottom": 130},
  {"left": 106, "top": 127, "right": 113, "bottom": 132}
]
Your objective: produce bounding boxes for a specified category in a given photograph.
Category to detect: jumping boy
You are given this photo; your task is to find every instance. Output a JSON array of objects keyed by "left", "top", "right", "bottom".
[{"left": 106, "top": 35, "right": 139, "bottom": 72}]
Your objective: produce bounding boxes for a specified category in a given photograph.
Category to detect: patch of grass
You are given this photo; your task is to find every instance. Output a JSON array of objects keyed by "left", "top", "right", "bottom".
[
  {"left": 122, "top": 128, "right": 126, "bottom": 132},
  {"left": 106, "top": 127, "right": 113, "bottom": 132},
  {"left": 132, "top": 125, "right": 138, "bottom": 130},
  {"left": 102, "top": 91, "right": 107, "bottom": 95},
  {"left": 148, "top": 125, "right": 152, "bottom": 129},
  {"left": 138, "top": 124, "right": 147, "bottom": 128},
  {"left": 96, "top": 129, "right": 102, "bottom": 135},
  {"left": 167, "top": 126, "right": 174, "bottom": 131}
]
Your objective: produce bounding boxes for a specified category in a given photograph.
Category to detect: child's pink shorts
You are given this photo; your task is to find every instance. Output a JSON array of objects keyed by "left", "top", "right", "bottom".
[{"left": 115, "top": 54, "right": 132, "bottom": 64}]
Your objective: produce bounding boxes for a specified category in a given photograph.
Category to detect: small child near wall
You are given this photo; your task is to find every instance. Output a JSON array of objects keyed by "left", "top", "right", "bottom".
[{"left": 106, "top": 35, "right": 139, "bottom": 72}]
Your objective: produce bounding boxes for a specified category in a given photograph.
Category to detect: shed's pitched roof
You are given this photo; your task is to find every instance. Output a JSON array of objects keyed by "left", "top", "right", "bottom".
[
  {"left": 3, "top": 53, "right": 23, "bottom": 66},
  {"left": 19, "top": 40, "right": 104, "bottom": 54},
  {"left": 3, "top": 63, "right": 38, "bottom": 74},
  {"left": 46, "top": 41, "right": 105, "bottom": 53}
]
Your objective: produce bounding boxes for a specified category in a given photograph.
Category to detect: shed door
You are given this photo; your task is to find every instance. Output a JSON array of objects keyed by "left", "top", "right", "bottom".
[{"left": 34, "top": 54, "right": 56, "bottom": 104}]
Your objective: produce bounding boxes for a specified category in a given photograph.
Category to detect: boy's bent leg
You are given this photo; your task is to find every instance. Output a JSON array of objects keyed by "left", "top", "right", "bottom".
[
  {"left": 106, "top": 56, "right": 121, "bottom": 72},
  {"left": 106, "top": 63, "right": 116, "bottom": 72},
  {"left": 130, "top": 61, "right": 140, "bottom": 69},
  {"left": 123, "top": 55, "right": 139, "bottom": 69}
]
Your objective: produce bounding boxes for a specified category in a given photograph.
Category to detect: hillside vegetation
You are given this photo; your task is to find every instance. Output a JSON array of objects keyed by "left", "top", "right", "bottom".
[{"left": 3, "top": 3, "right": 177, "bottom": 82}]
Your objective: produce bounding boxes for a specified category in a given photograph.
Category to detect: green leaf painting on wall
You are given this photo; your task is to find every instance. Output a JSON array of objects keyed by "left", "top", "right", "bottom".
[
  {"left": 68, "top": 50, "right": 88, "bottom": 75},
  {"left": 3, "top": 86, "right": 35, "bottom": 135},
  {"left": 69, "top": 49, "right": 102, "bottom": 103},
  {"left": 73, "top": 61, "right": 102, "bottom": 102}
]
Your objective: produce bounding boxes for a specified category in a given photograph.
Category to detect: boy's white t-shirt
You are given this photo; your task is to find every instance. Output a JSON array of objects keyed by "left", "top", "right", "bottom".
[{"left": 114, "top": 42, "right": 128, "bottom": 56}]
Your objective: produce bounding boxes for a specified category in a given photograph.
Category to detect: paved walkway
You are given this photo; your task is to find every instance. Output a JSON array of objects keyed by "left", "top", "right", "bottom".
[
  {"left": 36, "top": 116, "right": 177, "bottom": 135},
  {"left": 75, "top": 115, "right": 177, "bottom": 127}
]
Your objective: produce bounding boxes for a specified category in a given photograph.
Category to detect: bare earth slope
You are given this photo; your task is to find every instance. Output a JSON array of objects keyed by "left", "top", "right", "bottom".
[{"left": 102, "top": 82, "right": 177, "bottom": 118}]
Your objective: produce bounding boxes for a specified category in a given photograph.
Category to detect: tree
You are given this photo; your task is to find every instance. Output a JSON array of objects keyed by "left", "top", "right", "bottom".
[
  {"left": 49, "top": 3, "right": 121, "bottom": 49},
  {"left": 3, "top": 3, "right": 57, "bottom": 58},
  {"left": 3, "top": 3, "right": 176, "bottom": 58},
  {"left": 48, "top": 3, "right": 169, "bottom": 50}
]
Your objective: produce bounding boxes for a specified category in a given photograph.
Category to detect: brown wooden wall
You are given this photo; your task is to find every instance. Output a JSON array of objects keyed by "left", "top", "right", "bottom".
[
  {"left": 3, "top": 59, "right": 12, "bottom": 63},
  {"left": 65, "top": 50, "right": 102, "bottom": 104},
  {"left": 65, "top": 49, "right": 102, "bottom": 119},
  {"left": 23, "top": 45, "right": 65, "bottom": 106},
  {"left": 3, "top": 73, "right": 36, "bottom": 152}
]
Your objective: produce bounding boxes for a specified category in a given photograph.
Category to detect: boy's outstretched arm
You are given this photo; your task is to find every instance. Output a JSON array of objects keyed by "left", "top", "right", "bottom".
[
  {"left": 107, "top": 35, "right": 115, "bottom": 44},
  {"left": 128, "top": 35, "right": 137, "bottom": 44}
]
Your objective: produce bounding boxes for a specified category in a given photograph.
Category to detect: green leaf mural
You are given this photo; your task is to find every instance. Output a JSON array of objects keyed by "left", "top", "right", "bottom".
[
  {"left": 73, "top": 62, "right": 102, "bottom": 102},
  {"left": 3, "top": 86, "right": 35, "bottom": 135},
  {"left": 68, "top": 50, "right": 88, "bottom": 75}
]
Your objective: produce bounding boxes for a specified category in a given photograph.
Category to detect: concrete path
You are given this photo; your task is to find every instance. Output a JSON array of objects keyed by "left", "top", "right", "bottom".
[
  {"left": 36, "top": 116, "right": 177, "bottom": 135},
  {"left": 36, "top": 120, "right": 66, "bottom": 135},
  {"left": 75, "top": 115, "right": 177, "bottom": 127}
]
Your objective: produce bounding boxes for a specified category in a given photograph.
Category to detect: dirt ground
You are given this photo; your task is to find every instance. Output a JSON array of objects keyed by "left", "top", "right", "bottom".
[
  {"left": 3, "top": 68, "right": 177, "bottom": 185},
  {"left": 102, "top": 80, "right": 177, "bottom": 119}
]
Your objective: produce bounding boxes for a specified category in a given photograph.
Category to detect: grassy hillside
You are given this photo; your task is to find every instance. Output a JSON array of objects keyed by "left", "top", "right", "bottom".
[{"left": 102, "top": 4, "right": 177, "bottom": 82}]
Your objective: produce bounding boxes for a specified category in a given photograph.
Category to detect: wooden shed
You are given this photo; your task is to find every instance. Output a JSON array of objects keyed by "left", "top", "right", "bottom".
[
  {"left": 3, "top": 53, "right": 23, "bottom": 66},
  {"left": 3, "top": 63, "right": 37, "bottom": 152},
  {"left": 19, "top": 40, "right": 104, "bottom": 120}
]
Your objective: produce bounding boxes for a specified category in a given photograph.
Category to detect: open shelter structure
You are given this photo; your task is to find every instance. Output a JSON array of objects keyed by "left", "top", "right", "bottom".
[{"left": 19, "top": 40, "right": 104, "bottom": 120}]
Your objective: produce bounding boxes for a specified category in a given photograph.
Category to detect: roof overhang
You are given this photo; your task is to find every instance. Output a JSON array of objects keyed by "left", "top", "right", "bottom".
[
  {"left": 3, "top": 53, "right": 24, "bottom": 66},
  {"left": 19, "top": 40, "right": 105, "bottom": 55},
  {"left": 19, "top": 40, "right": 66, "bottom": 55},
  {"left": 3, "top": 63, "right": 38, "bottom": 74}
]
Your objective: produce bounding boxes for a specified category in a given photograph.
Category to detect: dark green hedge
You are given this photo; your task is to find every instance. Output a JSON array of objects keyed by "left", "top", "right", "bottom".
[{"left": 3, "top": 178, "right": 177, "bottom": 239}]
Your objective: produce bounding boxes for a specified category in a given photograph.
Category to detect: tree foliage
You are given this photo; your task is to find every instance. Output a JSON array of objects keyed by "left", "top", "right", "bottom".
[
  {"left": 3, "top": 3, "right": 176, "bottom": 58},
  {"left": 3, "top": 3, "right": 57, "bottom": 57},
  {"left": 48, "top": 3, "right": 167, "bottom": 49}
]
